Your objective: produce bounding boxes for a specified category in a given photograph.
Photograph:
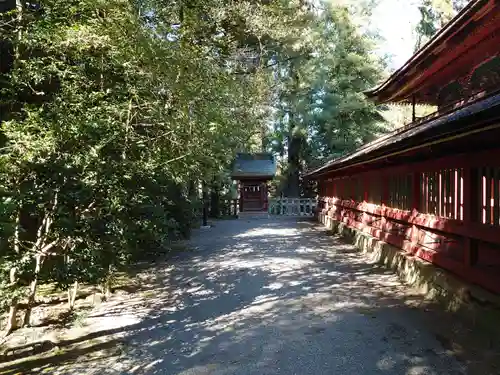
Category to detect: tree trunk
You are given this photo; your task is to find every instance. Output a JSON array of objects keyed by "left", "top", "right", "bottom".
[
  {"left": 187, "top": 179, "right": 196, "bottom": 198},
  {"left": 68, "top": 281, "right": 78, "bottom": 311},
  {"left": 5, "top": 207, "right": 21, "bottom": 336},
  {"left": 4, "top": 267, "right": 19, "bottom": 337},
  {"left": 284, "top": 61, "right": 302, "bottom": 198},
  {"left": 209, "top": 183, "right": 220, "bottom": 218},
  {"left": 285, "top": 135, "right": 301, "bottom": 197},
  {"left": 22, "top": 254, "right": 44, "bottom": 327},
  {"left": 261, "top": 123, "right": 267, "bottom": 152},
  {"left": 101, "top": 264, "right": 113, "bottom": 300}
]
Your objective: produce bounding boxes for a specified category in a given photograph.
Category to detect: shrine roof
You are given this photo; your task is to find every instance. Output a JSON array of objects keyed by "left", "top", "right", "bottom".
[
  {"left": 365, "top": 0, "right": 500, "bottom": 105},
  {"left": 231, "top": 153, "right": 277, "bottom": 180},
  {"left": 305, "top": 91, "right": 500, "bottom": 179}
]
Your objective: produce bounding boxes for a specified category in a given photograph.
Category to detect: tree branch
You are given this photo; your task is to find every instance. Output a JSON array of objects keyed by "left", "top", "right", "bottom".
[{"left": 232, "top": 53, "right": 308, "bottom": 75}]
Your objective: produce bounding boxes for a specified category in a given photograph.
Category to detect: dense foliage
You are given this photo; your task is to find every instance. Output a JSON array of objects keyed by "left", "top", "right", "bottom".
[
  {"left": 0, "top": 0, "right": 391, "bottom": 334},
  {"left": 414, "top": 0, "right": 469, "bottom": 50},
  {"left": 267, "top": 3, "right": 389, "bottom": 197}
]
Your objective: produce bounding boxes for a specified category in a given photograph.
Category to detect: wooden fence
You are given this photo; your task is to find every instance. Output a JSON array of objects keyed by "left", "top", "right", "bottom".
[{"left": 268, "top": 198, "right": 317, "bottom": 216}]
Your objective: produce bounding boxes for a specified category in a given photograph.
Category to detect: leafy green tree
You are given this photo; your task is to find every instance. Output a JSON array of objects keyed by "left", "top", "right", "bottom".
[
  {"left": 1, "top": 0, "right": 345, "bottom": 334},
  {"left": 414, "top": 0, "right": 469, "bottom": 51},
  {"left": 268, "top": 3, "right": 388, "bottom": 197}
]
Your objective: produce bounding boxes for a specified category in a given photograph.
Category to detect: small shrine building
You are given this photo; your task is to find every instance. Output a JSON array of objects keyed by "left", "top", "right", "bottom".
[{"left": 231, "top": 153, "right": 277, "bottom": 213}]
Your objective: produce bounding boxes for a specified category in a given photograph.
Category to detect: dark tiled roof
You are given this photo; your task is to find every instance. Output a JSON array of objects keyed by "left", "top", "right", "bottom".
[
  {"left": 231, "top": 153, "right": 276, "bottom": 179},
  {"left": 306, "top": 91, "right": 500, "bottom": 178}
]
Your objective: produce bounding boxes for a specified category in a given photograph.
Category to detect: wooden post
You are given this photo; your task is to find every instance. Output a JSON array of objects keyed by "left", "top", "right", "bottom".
[
  {"left": 412, "top": 95, "right": 416, "bottom": 123},
  {"left": 262, "top": 181, "right": 268, "bottom": 212},
  {"left": 240, "top": 182, "right": 245, "bottom": 213}
]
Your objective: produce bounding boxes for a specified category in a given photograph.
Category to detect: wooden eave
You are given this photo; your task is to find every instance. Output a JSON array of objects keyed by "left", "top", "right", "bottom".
[
  {"left": 365, "top": 0, "right": 499, "bottom": 105},
  {"left": 305, "top": 91, "right": 500, "bottom": 180}
]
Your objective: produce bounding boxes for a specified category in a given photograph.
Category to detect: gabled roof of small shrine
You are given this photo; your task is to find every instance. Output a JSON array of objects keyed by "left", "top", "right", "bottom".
[{"left": 231, "top": 153, "right": 277, "bottom": 179}]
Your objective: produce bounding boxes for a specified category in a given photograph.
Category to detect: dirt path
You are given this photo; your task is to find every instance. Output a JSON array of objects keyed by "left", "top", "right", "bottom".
[{"left": 0, "top": 218, "right": 483, "bottom": 374}]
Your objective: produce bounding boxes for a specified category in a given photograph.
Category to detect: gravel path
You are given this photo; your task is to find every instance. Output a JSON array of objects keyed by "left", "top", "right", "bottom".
[{"left": 8, "top": 218, "right": 466, "bottom": 375}]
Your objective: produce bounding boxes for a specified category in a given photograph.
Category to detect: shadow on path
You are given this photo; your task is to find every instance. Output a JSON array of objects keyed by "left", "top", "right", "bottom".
[{"left": 0, "top": 218, "right": 469, "bottom": 375}]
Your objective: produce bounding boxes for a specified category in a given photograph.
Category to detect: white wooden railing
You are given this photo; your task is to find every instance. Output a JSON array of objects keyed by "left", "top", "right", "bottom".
[{"left": 268, "top": 198, "right": 317, "bottom": 216}]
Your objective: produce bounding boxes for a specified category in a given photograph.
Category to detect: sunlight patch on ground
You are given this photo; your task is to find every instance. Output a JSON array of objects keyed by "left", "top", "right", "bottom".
[
  {"left": 176, "top": 363, "right": 232, "bottom": 375},
  {"left": 264, "top": 282, "right": 284, "bottom": 290},
  {"left": 84, "top": 314, "right": 142, "bottom": 332},
  {"left": 234, "top": 227, "right": 299, "bottom": 238},
  {"left": 406, "top": 366, "right": 434, "bottom": 375},
  {"left": 212, "top": 257, "right": 316, "bottom": 273}
]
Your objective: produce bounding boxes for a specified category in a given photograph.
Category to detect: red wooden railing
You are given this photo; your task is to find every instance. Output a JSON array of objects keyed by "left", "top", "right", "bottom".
[{"left": 317, "top": 149, "right": 500, "bottom": 294}]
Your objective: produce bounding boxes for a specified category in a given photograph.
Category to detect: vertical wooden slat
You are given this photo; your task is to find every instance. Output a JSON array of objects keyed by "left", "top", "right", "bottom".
[
  {"left": 412, "top": 173, "right": 419, "bottom": 212},
  {"left": 387, "top": 176, "right": 391, "bottom": 207},
  {"left": 364, "top": 174, "right": 368, "bottom": 203},
  {"left": 400, "top": 175, "right": 404, "bottom": 209},
  {"left": 395, "top": 175, "right": 398, "bottom": 208},
  {"left": 447, "top": 169, "right": 451, "bottom": 217},
  {"left": 403, "top": 175, "right": 406, "bottom": 210},
  {"left": 382, "top": 173, "right": 388, "bottom": 206},
  {"left": 401, "top": 175, "right": 404, "bottom": 209},
  {"left": 400, "top": 175, "right": 403, "bottom": 209},
  {"left": 407, "top": 174, "right": 411, "bottom": 210},
  {"left": 439, "top": 170, "right": 443, "bottom": 217},
  {"left": 420, "top": 173, "right": 424, "bottom": 212},
  {"left": 395, "top": 175, "right": 399, "bottom": 209},
  {"left": 436, "top": 171, "right": 440, "bottom": 215},
  {"left": 452, "top": 169, "right": 456, "bottom": 218},
  {"left": 449, "top": 169, "right": 453, "bottom": 218},
  {"left": 399, "top": 175, "right": 403, "bottom": 209},
  {"left": 427, "top": 173, "right": 432, "bottom": 214},
  {"left": 394, "top": 175, "right": 398, "bottom": 209},
  {"left": 463, "top": 167, "right": 473, "bottom": 267},
  {"left": 486, "top": 167, "right": 492, "bottom": 225},
  {"left": 430, "top": 172, "right": 435, "bottom": 215},
  {"left": 425, "top": 173, "right": 429, "bottom": 214},
  {"left": 459, "top": 168, "right": 464, "bottom": 220},
  {"left": 393, "top": 175, "right": 397, "bottom": 208},
  {"left": 495, "top": 168, "right": 500, "bottom": 226},
  {"left": 452, "top": 169, "right": 457, "bottom": 219},
  {"left": 481, "top": 168, "right": 486, "bottom": 224},
  {"left": 404, "top": 175, "right": 406, "bottom": 210},
  {"left": 388, "top": 176, "right": 392, "bottom": 207},
  {"left": 443, "top": 169, "right": 448, "bottom": 218}
]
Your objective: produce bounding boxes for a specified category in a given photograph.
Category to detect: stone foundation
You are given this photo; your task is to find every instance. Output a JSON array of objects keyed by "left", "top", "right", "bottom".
[{"left": 317, "top": 212, "right": 500, "bottom": 334}]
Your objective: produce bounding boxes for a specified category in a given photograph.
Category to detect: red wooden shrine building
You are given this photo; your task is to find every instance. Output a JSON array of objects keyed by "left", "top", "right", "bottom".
[
  {"left": 307, "top": 0, "right": 500, "bottom": 294},
  {"left": 231, "top": 153, "right": 276, "bottom": 213}
]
